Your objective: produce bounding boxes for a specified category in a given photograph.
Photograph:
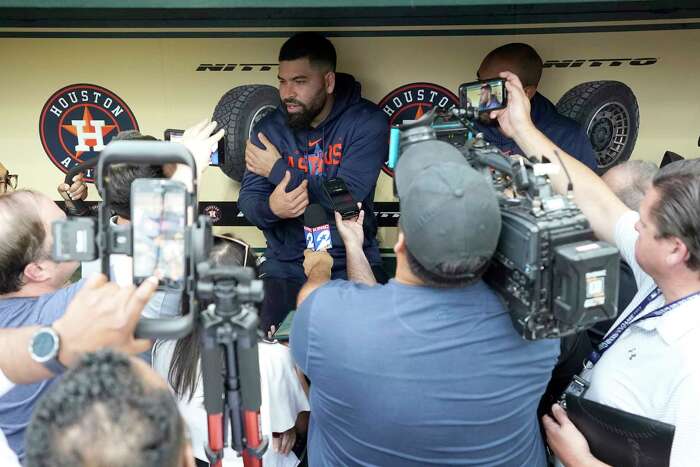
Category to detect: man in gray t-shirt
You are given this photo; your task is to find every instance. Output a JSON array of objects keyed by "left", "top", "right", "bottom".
[{"left": 291, "top": 140, "right": 559, "bottom": 466}]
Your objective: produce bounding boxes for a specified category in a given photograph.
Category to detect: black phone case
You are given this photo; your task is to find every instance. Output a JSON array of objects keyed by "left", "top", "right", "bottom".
[
  {"left": 565, "top": 394, "right": 675, "bottom": 467},
  {"left": 322, "top": 179, "right": 359, "bottom": 219}
]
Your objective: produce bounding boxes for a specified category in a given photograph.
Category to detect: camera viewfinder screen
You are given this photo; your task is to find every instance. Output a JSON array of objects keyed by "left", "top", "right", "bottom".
[
  {"left": 131, "top": 180, "right": 186, "bottom": 287},
  {"left": 462, "top": 79, "right": 506, "bottom": 112}
]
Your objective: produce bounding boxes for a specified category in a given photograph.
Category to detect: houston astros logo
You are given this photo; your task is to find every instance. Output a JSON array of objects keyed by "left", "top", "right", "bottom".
[
  {"left": 378, "top": 83, "right": 459, "bottom": 177},
  {"left": 203, "top": 205, "right": 222, "bottom": 224},
  {"left": 39, "top": 84, "right": 139, "bottom": 182}
]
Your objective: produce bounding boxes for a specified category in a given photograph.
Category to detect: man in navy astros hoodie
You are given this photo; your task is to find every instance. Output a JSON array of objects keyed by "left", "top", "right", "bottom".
[
  {"left": 238, "top": 32, "right": 389, "bottom": 332},
  {"left": 475, "top": 43, "right": 598, "bottom": 170}
]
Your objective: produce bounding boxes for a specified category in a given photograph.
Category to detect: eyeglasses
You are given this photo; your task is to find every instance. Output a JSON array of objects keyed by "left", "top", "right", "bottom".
[{"left": 0, "top": 173, "right": 18, "bottom": 192}]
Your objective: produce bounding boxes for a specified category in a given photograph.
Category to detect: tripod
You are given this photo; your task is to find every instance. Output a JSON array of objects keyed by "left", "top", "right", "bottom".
[{"left": 197, "top": 263, "right": 268, "bottom": 467}]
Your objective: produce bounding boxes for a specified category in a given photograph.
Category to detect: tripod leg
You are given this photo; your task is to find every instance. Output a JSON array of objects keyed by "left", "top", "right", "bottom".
[{"left": 202, "top": 337, "right": 225, "bottom": 467}]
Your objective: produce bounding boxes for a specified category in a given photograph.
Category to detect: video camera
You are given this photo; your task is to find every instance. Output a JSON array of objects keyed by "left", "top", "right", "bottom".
[
  {"left": 390, "top": 79, "right": 620, "bottom": 340},
  {"left": 51, "top": 141, "right": 267, "bottom": 466}
]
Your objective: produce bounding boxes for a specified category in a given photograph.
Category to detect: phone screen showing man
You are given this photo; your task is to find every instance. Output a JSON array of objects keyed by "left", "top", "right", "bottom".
[{"left": 460, "top": 78, "right": 507, "bottom": 112}]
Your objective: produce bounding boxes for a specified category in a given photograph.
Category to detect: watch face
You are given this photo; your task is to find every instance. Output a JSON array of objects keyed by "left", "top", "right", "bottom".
[{"left": 33, "top": 331, "right": 57, "bottom": 362}]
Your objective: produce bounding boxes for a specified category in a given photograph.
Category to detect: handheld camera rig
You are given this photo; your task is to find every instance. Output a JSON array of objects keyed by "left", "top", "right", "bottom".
[{"left": 52, "top": 141, "right": 267, "bottom": 467}]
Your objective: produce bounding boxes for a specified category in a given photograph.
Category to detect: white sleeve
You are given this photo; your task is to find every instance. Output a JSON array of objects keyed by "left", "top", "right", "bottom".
[
  {"left": 614, "top": 211, "right": 639, "bottom": 268},
  {"left": 152, "top": 341, "right": 210, "bottom": 463},
  {"left": 614, "top": 211, "right": 652, "bottom": 288},
  {"left": 258, "top": 343, "right": 310, "bottom": 434}
]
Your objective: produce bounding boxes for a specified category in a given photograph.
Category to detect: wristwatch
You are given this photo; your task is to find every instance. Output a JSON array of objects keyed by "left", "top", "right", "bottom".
[{"left": 29, "top": 327, "right": 66, "bottom": 375}]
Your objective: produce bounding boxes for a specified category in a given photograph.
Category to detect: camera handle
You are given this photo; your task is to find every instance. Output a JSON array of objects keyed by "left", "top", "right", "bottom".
[
  {"left": 98, "top": 141, "right": 200, "bottom": 340},
  {"left": 60, "top": 160, "right": 97, "bottom": 216}
]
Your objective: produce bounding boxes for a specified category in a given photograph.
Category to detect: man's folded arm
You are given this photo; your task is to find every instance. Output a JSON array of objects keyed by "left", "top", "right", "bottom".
[
  {"left": 266, "top": 113, "right": 389, "bottom": 211},
  {"left": 238, "top": 169, "right": 281, "bottom": 229}
]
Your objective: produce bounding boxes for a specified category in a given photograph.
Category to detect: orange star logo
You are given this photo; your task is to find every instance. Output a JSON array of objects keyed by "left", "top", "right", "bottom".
[
  {"left": 61, "top": 107, "right": 116, "bottom": 159},
  {"left": 414, "top": 104, "right": 425, "bottom": 120}
]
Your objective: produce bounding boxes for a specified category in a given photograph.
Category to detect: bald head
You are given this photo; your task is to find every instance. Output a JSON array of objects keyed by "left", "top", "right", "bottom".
[
  {"left": 602, "top": 160, "right": 658, "bottom": 211},
  {"left": 478, "top": 43, "right": 543, "bottom": 94}
]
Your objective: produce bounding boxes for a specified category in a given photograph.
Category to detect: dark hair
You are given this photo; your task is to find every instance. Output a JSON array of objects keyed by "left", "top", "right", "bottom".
[
  {"left": 166, "top": 235, "right": 259, "bottom": 400},
  {"left": 649, "top": 159, "right": 700, "bottom": 271},
  {"left": 25, "top": 350, "right": 184, "bottom": 467},
  {"left": 0, "top": 190, "right": 48, "bottom": 294},
  {"left": 482, "top": 43, "right": 543, "bottom": 87},
  {"left": 112, "top": 130, "right": 158, "bottom": 143},
  {"left": 279, "top": 32, "right": 336, "bottom": 71},
  {"left": 106, "top": 131, "right": 162, "bottom": 220},
  {"left": 405, "top": 245, "right": 490, "bottom": 288},
  {"left": 107, "top": 164, "right": 165, "bottom": 220}
]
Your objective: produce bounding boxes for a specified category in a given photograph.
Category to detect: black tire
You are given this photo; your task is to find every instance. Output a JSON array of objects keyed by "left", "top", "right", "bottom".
[
  {"left": 212, "top": 85, "right": 279, "bottom": 182},
  {"left": 556, "top": 81, "right": 639, "bottom": 172}
]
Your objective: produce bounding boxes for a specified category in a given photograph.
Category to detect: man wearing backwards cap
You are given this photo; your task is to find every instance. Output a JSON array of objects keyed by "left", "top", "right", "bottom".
[{"left": 290, "top": 139, "right": 560, "bottom": 466}]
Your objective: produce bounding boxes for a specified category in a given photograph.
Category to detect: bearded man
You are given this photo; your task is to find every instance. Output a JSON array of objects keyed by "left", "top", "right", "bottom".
[{"left": 238, "top": 32, "right": 389, "bottom": 332}]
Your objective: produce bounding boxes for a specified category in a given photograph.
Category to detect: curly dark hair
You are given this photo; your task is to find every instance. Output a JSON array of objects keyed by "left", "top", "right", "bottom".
[{"left": 25, "top": 350, "right": 184, "bottom": 467}]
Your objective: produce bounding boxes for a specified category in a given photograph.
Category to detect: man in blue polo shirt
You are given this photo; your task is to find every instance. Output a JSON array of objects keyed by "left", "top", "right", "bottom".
[{"left": 291, "top": 139, "right": 560, "bottom": 466}]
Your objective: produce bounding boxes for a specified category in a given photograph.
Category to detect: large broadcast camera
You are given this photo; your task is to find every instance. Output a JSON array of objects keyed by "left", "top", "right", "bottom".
[
  {"left": 390, "top": 78, "right": 620, "bottom": 340},
  {"left": 51, "top": 142, "right": 267, "bottom": 467}
]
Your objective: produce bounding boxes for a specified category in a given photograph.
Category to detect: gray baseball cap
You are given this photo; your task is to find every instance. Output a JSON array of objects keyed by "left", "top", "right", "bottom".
[{"left": 395, "top": 140, "right": 502, "bottom": 277}]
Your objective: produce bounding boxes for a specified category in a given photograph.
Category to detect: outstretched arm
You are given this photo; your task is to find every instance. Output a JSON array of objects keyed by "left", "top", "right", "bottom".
[
  {"left": 296, "top": 250, "right": 333, "bottom": 307},
  {"left": 492, "top": 72, "right": 630, "bottom": 244},
  {"left": 0, "top": 274, "right": 156, "bottom": 384},
  {"left": 335, "top": 208, "right": 376, "bottom": 285}
]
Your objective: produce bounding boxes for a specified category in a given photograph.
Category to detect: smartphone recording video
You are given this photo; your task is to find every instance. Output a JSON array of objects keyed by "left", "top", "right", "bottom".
[
  {"left": 459, "top": 78, "right": 508, "bottom": 113},
  {"left": 131, "top": 178, "right": 187, "bottom": 288},
  {"left": 164, "top": 128, "right": 225, "bottom": 167}
]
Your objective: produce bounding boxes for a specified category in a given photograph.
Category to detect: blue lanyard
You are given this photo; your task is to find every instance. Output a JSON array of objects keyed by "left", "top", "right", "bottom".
[{"left": 586, "top": 287, "right": 700, "bottom": 367}]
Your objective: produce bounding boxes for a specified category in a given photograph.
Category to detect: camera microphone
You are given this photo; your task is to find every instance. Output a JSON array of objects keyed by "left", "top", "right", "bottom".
[{"left": 304, "top": 204, "right": 332, "bottom": 251}]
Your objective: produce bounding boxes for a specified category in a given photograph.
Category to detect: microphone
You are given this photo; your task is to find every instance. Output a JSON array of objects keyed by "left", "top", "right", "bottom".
[{"left": 304, "top": 204, "right": 332, "bottom": 251}]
